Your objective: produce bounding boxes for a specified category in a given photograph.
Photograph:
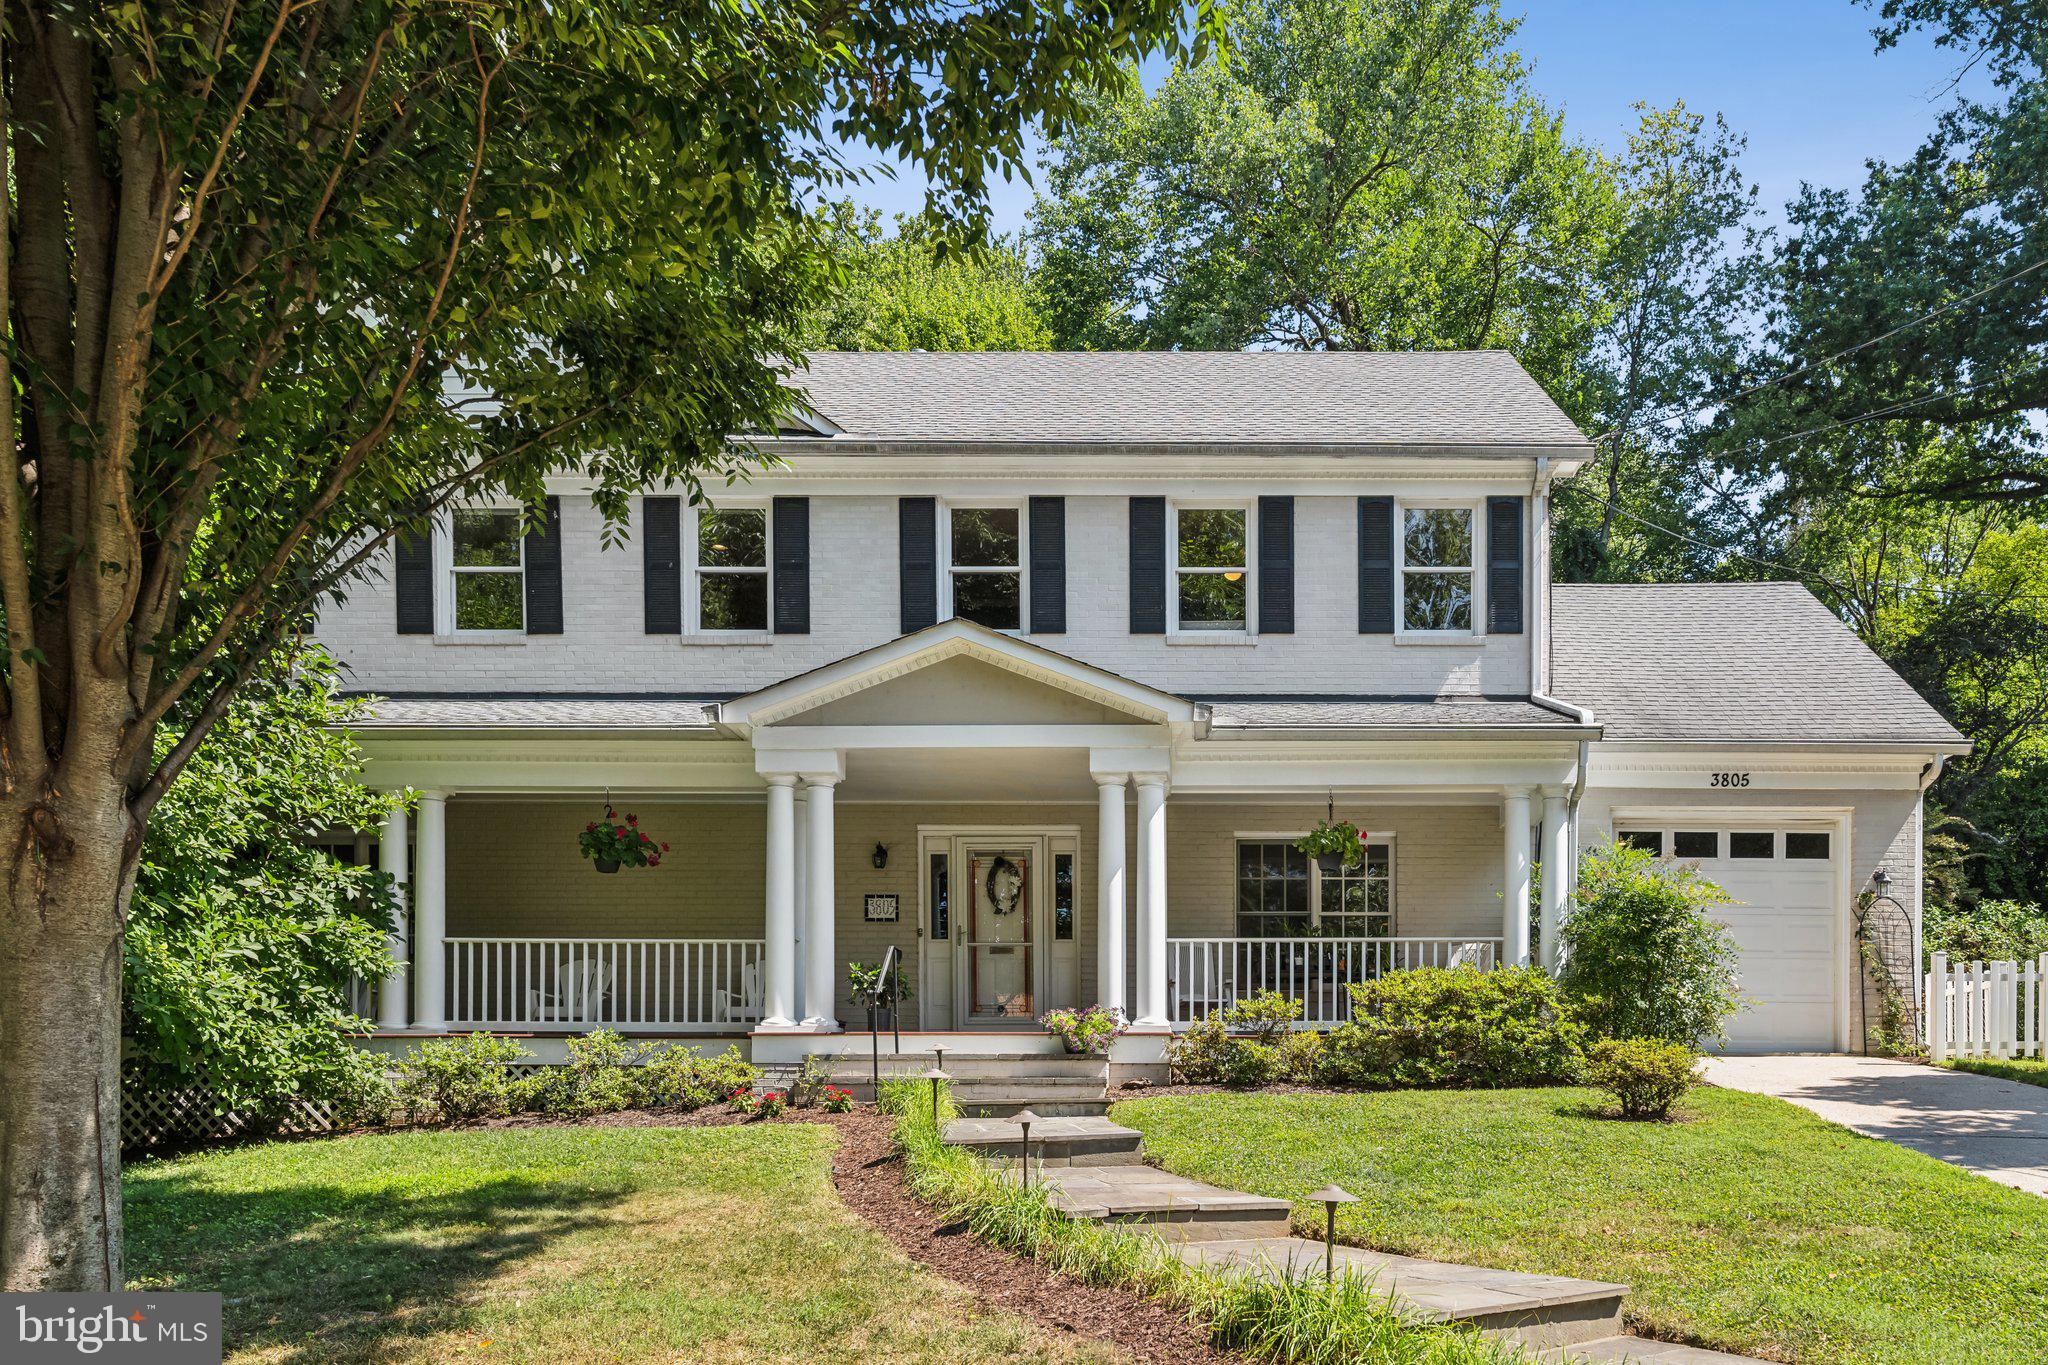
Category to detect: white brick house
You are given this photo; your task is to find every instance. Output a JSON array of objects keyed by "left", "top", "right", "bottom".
[{"left": 317, "top": 351, "right": 1966, "bottom": 1066}]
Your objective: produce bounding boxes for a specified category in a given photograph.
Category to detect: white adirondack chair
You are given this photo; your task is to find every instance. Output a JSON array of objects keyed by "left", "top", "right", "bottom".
[
  {"left": 1446, "top": 941, "right": 1491, "bottom": 969},
  {"left": 712, "top": 961, "right": 762, "bottom": 1025},
  {"left": 527, "top": 957, "right": 614, "bottom": 1023},
  {"left": 1171, "top": 950, "right": 1229, "bottom": 1020}
]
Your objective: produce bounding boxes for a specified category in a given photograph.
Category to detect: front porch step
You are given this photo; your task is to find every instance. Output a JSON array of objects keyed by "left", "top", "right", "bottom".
[
  {"left": 942, "top": 1115, "right": 1145, "bottom": 1167},
  {"left": 827, "top": 1052, "right": 1110, "bottom": 1082},
  {"left": 1166, "top": 1239, "right": 1628, "bottom": 1349}
]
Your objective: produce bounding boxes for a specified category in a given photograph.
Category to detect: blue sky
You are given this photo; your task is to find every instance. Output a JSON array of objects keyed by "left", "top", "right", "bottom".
[{"left": 841, "top": 0, "right": 1993, "bottom": 237}]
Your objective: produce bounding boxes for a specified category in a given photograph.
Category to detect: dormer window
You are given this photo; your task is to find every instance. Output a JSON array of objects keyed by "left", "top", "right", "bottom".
[
  {"left": 1399, "top": 505, "right": 1475, "bottom": 634},
  {"left": 450, "top": 509, "right": 525, "bottom": 633},
  {"left": 1173, "top": 506, "right": 1248, "bottom": 632},
  {"left": 695, "top": 507, "right": 769, "bottom": 632},
  {"left": 945, "top": 505, "right": 1023, "bottom": 630}
]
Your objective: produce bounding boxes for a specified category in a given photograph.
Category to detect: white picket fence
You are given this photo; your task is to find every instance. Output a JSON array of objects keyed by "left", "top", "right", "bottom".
[{"left": 1924, "top": 952, "right": 2048, "bottom": 1061}]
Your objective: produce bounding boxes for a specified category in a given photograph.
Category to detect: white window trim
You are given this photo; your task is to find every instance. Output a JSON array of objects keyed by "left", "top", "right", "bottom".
[
  {"left": 1169, "top": 500, "right": 1256, "bottom": 638},
  {"left": 437, "top": 505, "right": 526, "bottom": 639},
  {"left": 1232, "top": 831, "right": 1398, "bottom": 935},
  {"left": 686, "top": 501, "right": 773, "bottom": 638},
  {"left": 1393, "top": 497, "right": 1486, "bottom": 641},
  {"left": 939, "top": 498, "right": 1029, "bottom": 634}
]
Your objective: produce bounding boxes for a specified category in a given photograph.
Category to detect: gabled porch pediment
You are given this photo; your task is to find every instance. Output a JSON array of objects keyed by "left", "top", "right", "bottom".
[{"left": 716, "top": 620, "right": 1201, "bottom": 733}]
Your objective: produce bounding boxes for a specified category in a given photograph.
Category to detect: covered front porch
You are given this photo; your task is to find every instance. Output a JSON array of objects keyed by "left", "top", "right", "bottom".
[{"left": 346, "top": 621, "right": 1592, "bottom": 1055}]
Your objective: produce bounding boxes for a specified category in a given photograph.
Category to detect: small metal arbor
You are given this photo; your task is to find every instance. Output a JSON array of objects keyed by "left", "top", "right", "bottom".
[{"left": 1855, "top": 869, "right": 1918, "bottom": 1055}]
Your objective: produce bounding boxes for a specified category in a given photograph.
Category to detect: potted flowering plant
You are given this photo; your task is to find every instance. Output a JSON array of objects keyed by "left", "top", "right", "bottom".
[
  {"left": 1040, "top": 1005, "right": 1127, "bottom": 1056},
  {"left": 578, "top": 806, "right": 668, "bottom": 874},
  {"left": 1295, "top": 819, "right": 1368, "bottom": 876}
]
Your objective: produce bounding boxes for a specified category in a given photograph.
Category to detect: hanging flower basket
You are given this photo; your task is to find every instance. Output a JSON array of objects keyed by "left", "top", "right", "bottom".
[
  {"left": 579, "top": 806, "right": 668, "bottom": 873},
  {"left": 1295, "top": 819, "right": 1368, "bottom": 876}
]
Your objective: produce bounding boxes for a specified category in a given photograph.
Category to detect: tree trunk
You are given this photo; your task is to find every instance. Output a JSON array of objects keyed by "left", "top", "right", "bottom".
[{"left": 0, "top": 785, "right": 134, "bottom": 1291}]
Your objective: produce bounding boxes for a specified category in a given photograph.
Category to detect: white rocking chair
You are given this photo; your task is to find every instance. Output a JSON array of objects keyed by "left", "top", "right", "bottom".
[
  {"left": 712, "top": 961, "right": 763, "bottom": 1026},
  {"left": 526, "top": 958, "right": 614, "bottom": 1023}
]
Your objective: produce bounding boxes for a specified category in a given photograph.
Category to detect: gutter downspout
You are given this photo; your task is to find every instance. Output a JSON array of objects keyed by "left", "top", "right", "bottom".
[{"left": 1530, "top": 456, "right": 1551, "bottom": 696}]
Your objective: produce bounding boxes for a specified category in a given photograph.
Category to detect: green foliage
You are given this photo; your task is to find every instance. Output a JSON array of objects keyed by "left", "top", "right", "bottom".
[
  {"left": 1223, "top": 990, "right": 1304, "bottom": 1044},
  {"left": 1322, "top": 967, "right": 1586, "bottom": 1089},
  {"left": 577, "top": 808, "right": 667, "bottom": 869},
  {"left": 847, "top": 959, "right": 915, "bottom": 1003},
  {"left": 1558, "top": 840, "right": 1742, "bottom": 1047},
  {"left": 1274, "top": 1030, "right": 1327, "bottom": 1085},
  {"left": 1585, "top": 1038, "right": 1700, "bottom": 1120},
  {"left": 805, "top": 209, "right": 1052, "bottom": 352},
  {"left": 123, "top": 660, "right": 399, "bottom": 1111},
  {"left": 1219, "top": 1040, "right": 1281, "bottom": 1089},
  {"left": 1293, "top": 822, "right": 1368, "bottom": 873},
  {"left": 1925, "top": 898, "right": 2048, "bottom": 963},
  {"left": 389, "top": 1034, "right": 534, "bottom": 1125},
  {"left": 1040, "top": 1005, "right": 1128, "bottom": 1055}
]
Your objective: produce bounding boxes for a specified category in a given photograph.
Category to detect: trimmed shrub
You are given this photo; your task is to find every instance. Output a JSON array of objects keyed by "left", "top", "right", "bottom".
[
  {"left": 1219, "top": 1040, "right": 1280, "bottom": 1088},
  {"left": 1585, "top": 1038, "right": 1700, "bottom": 1120},
  {"left": 389, "top": 1033, "right": 531, "bottom": 1123},
  {"left": 1560, "top": 839, "right": 1741, "bottom": 1047},
  {"left": 636, "top": 1044, "right": 756, "bottom": 1109},
  {"left": 1275, "top": 1028, "right": 1326, "bottom": 1084},
  {"left": 1322, "top": 966, "right": 1585, "bottom": 1089},
  {"left": 1221, "top": 990, "right": 1302, "bottom": 1044},
  {"left": 1168, "top": 1019, "right": 1232, "bottom": 1084}
]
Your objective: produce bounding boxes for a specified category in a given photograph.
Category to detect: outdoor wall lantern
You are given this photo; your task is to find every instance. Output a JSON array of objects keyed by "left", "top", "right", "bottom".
[{"left": 872, "top": 842, "right": 890, "bottom": 869}]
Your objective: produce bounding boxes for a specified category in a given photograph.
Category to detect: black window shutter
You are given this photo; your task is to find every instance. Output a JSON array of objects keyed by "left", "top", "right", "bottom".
[
  {"left": 899, "top": 496, "right": 937, "bottom": 633},
  {"left": 1129, "top": 496, "right": 1166, "bottom": 634},
  {"left": 773, "top": 496, "right": 810, "bottom": 634},
  {"left": 1028, "top": 495, "right": 1066, "bottom": 633},
  {"left": 1487, "top": 495, "right": 1526, "bottom": 635},
  {"left": 393, "top": 516, "right": 434, "bottom": 635},
  {"left": 1257, "top": 495, "right": 1295, "bottom": 635},
  {"left": 1357, "top": 496, "right": 1395, "bottom": 634},
  {"left": 642, "top": 496, "right": 681, "bottom": 634},
  {"left": 523, "top": 496, "right": 564, "bottom": 635}
]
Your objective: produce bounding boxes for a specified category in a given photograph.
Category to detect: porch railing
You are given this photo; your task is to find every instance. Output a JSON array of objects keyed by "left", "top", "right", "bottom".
[
  {"left": 445, "top": 937, "right": 766, "bottom": 1031},
  {"left": 1166, "top": 935, "right": 1504, "bottom": 1028}
]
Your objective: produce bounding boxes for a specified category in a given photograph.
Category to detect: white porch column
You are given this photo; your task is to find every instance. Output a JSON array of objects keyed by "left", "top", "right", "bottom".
[
  {"left": 802, "top": 777, "right": 840, "bottom": 1030},
  {"left": 1133, "top": 776, "right": 1169, "bottom": 1027},
  {"left": 1538, "top": 786, "right": 1570, "bottom": 973},
  {"left": 762, "top": 775, "right": 799, "bottom": 1029},
  {"left": 1095, "top": 775, "right": 1128, "bottom": 1017},
  {"left": 792, "top": 786, "right": 809, "bottom": 1022},
  {"left": 412, "top": 791, "right": 448, "bottom": 1030},
  {"left": 376, "top": 805, "right": 410, "bottom": 1030},
  {"left": 1502, "top": 787, "right": 1534, "bottom": 969}
]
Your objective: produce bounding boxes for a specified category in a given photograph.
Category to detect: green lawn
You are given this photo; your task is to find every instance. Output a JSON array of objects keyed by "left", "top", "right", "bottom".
[
  {"left": 1113, "top": 1087, "right": 2048, "bottom": 1365},
  {"left": 1944, "top": 1056, "right": 2048, "bottom": 1088},
  {"left": 127, "top": 1124, "right": 1114, "bottom": 1364}
]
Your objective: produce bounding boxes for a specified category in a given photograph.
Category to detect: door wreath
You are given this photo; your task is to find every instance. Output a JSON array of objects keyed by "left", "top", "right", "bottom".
[{"left": 984, "top": 855, "right": 1024, "bottom": 917}]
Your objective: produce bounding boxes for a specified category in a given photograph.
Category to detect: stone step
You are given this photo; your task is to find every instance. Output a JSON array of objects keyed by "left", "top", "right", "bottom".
[
  {"left": 1025, "top": 1164, "right": 1296, "bottom": 1241},
  {"left": 1556, "top": 1336, "right": 1767, "bottom": 1362},
  {"left": 828, "top": 1052, "right": 1108, "bottom": 1082},
  {"left": 957, "top": 1097, "right": 1112, "bottom": 1119},
  {"left": 1166, "top": 1238, "right": 1628, "bottom": 1350},
  {"left": 942, "top": 1115, "right": 1145, "bottom": 1167}
]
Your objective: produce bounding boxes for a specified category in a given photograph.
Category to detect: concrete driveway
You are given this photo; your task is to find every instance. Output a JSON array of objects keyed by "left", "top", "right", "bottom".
[{"left": 1703, "top": 1054, "right": 2048, "bottom": 1197}]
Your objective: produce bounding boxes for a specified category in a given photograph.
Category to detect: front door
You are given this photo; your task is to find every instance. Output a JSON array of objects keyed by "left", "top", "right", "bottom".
[{"left": 959, "top": 838, "right": 1041, "bottom": 1024}]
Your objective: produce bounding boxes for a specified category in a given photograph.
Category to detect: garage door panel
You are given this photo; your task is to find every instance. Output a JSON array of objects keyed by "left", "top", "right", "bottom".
[{"left": 1617, "top": 822, "right": 1840, "bottom": 1053}]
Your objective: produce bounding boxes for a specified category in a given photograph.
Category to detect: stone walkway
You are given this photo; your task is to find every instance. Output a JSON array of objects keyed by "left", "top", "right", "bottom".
[
  {"left": 1703, "top": 1053, "right": 2048, "bottom": 1197},
  {"left": 944, "top": 1113, "right": 1763, "bottom": 1361}
]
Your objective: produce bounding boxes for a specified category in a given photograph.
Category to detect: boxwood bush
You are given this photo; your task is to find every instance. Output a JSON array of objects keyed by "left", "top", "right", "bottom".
[{"left": 1321, "top": 966, "right": 1585, "bottom": 1089}]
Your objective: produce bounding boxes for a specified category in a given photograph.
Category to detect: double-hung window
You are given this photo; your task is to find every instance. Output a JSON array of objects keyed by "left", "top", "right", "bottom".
[
  {"left": 695, "top": 506, "right": 769, "bottom": 632},
  {"left": 1235, "top": 838, "right": 1395, "bottom": 938},
  {"left": 1399, "top": 505, "right": 1476, "bottom": 634},
  {"left": 450, "top": 508, "right": 525, "bottom": 633},
  {"left": 946, "top": 505, "right": 1023, "bottom": 630},
  {"left": 1174, "top": 506, "right": 1249, "bottom": 632}
]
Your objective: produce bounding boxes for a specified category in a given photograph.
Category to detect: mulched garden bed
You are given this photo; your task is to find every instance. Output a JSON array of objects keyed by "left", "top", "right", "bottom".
[{"left": 824, "top": 1107, "right": 1239, "bottom": 1364}]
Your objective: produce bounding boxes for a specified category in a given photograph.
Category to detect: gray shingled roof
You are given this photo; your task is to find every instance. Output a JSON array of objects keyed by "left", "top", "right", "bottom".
[
  {"left": 1550, "top": 583, "right": 1966, "bottom": 746},
  {"left": 1202, "top": 697, "right": 1583, "bottom": 730},
  {"left": 346, "top": 696, "right": 719, "bottom": 729},
  {"left": 782, "top": 351, "right": 1590, "bottom": 450}
]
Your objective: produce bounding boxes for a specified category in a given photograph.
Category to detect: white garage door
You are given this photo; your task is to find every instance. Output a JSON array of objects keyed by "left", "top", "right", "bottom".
[{"left": 1615, "top": 823, "right": 1840, "bottom": 1052}]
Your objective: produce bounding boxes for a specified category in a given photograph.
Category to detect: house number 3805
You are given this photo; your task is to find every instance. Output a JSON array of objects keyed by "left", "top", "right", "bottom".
[{"left": 1708, "top": 771, "right": 1751, "bottom": 788}]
